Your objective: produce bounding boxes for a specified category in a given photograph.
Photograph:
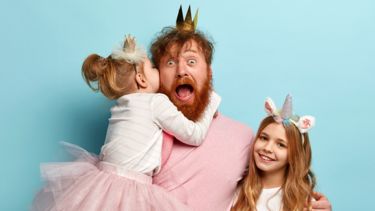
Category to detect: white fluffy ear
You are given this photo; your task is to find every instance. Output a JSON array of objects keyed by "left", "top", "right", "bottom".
[
  {"left": 297, "top": 115, "right": 315, "bottom": 133},
  {"left": 265, "top": 98, "right": 277, "bottom": 116}
]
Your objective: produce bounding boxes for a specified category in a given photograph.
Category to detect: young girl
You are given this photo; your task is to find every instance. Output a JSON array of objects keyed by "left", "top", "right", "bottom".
[
  {"left": 32, "top": 35, "right": 220, "bottom": 211},
  {"left": 231, "top": 95, "right": 316, "bottom": 211}
]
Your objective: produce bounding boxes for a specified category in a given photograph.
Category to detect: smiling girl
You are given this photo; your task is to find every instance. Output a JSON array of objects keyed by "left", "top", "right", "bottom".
[{"left": 232, "top": 95, "right": 316, "bottom": 211}]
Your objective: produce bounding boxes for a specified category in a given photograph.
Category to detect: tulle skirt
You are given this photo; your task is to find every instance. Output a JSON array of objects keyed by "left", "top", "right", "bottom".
[{"left": 31, "top": 142, "right": 190, "bottom": 211}]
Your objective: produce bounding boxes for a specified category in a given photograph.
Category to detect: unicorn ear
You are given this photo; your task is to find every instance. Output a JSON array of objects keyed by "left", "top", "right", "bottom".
[
  {"left": 297, "top": 115, "right": 315, "bottom": 133},
  {"left": 265, "top": 97, "right": 277, "bottom": 116}
]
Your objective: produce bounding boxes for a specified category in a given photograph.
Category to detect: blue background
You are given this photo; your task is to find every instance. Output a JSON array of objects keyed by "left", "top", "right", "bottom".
[{"left": 1, "top": 0, "right": 374, "bottom": 210}]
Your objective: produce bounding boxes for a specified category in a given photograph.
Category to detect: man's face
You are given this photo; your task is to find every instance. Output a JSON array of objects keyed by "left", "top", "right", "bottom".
[{"left": 158, "top": 40, "right": 212, "bottom": 121}]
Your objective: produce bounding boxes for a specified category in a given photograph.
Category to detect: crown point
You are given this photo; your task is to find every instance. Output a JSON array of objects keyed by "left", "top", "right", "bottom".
[
  {"left": 176, "top": 5, "right": 184, "bottom": 27},
  {"left": 186, "top": 6, "right": 192, "bottom": 22},
  {"left": 175, "top": 5, "right": 198, "bottom": 33},
  {"left": 193, "top": 9, "right": 199, "bottom": 30}
]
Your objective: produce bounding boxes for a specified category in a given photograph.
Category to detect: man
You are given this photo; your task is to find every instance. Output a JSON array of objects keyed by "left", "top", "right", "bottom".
[{"left": 151, "top": 6, "right": 332, "bottom": 211}]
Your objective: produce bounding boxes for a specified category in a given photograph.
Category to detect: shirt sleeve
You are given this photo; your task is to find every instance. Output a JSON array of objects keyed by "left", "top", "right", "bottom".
[{"left": 151, "top": 92, "right": 221, "bottom": 146}]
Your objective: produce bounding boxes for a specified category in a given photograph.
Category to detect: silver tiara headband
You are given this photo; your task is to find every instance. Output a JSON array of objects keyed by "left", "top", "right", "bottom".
[
  {"left": 264, "top": 94, "right": 315, "bottom": 134},
  {"left": 111, "top": 35, "right": 147, "bottom": 64}
]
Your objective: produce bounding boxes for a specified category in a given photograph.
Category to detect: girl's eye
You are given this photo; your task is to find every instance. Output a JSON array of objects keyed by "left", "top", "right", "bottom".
[
  {"left": 259, "top": 136, "right": 268, "bottom": 141},
  {"left": 187, "top": 59, "right": 196, "bottom": 65},
  {"left": 277, "top": 143, "right": 287, "bottom": 148}
]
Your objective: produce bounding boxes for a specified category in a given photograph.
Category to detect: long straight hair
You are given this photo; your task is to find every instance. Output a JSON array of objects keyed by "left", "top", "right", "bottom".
[{"left": 232, "top": 116, "right": 316, "bottom": 211}]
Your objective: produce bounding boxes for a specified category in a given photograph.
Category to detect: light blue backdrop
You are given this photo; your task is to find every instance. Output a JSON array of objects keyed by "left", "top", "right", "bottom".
[{"left": 1, "top": 0, "right": 374, "bottom": 210}]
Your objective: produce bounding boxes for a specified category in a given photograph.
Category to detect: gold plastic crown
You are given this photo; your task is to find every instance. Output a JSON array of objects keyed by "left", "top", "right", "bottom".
[{"left": 176, "top": 5, "right": 199, "bottom": 32}]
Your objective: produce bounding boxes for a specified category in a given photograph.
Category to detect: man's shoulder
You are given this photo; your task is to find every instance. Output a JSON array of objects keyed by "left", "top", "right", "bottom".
[
  {"left": 211, "top": 113, "right": 254, "bottom": 139},
  {"left": 214, "top": 113, "right": 253, "bottom": 131}
]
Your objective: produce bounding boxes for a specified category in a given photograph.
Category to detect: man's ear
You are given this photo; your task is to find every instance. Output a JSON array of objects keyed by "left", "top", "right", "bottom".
[{"left": 135, "top": 73, "right": 147, "bottom": 88}]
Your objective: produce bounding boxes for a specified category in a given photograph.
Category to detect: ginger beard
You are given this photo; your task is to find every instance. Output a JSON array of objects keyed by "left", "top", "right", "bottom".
[{"left": 159, "top": 70, "right": 212, "bottom": 122}]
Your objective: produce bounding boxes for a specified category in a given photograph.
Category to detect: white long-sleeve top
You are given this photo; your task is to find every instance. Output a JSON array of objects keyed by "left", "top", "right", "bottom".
[{"left": 101, "top": 92, "right": 221, "bottom": 175}]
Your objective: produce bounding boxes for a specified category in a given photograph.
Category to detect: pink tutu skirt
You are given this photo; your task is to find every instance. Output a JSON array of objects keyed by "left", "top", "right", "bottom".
[{"left": 32, "top": 142, "right": 190, "bottom": 211}]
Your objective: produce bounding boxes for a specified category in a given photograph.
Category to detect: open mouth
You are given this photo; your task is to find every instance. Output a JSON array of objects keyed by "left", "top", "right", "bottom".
[{"left": 175, "top": 84, "right": 194, "bottom": 102}]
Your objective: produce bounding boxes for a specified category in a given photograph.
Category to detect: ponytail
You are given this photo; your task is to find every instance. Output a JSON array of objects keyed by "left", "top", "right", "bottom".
[{"left": 81, "top": 54, "right": 137, "bottom": 99}]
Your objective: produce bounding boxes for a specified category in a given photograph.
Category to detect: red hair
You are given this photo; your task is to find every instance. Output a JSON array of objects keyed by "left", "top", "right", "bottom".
[{"left": 150, "top": 27, "right": 214, "bottom": 68}]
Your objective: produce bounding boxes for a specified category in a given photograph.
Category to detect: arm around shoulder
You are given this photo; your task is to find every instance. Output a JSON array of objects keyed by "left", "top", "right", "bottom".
[{"left": 310, "top": 192, "right": 332, "bottom": 211}]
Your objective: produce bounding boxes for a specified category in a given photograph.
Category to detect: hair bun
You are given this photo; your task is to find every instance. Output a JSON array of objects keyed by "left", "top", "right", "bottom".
[{"left": 82, "top": 54, "right": 109, "bottom": 90}]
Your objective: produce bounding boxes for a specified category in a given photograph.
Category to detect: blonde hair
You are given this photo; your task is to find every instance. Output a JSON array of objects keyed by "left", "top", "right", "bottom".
[
  {"left": 232, "top": 116, "right": 316, "bottom": 211},
  {"left": 81, "top": 54, "right": 144, "bottom": 99}
]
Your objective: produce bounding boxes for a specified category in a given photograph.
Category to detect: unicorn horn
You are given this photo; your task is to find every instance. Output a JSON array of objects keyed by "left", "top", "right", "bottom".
[{"left": 280, "top": 94, "right": 293, "bottom": 119}]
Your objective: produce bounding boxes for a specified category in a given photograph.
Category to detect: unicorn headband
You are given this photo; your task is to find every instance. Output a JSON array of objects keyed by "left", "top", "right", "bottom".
[
  {"left": 111, "top": 35, "right": 147, "bottom": 65},
  {"left": 264, "top": 94, "right": 315, "bottom": 134}
]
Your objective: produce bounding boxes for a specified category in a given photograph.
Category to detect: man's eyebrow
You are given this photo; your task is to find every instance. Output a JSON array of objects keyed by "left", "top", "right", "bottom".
[
  {"left": 163, "top": 53, "right": 176, "bottom": 59},
  {"left": 183, "top": 49, "right": 198, "bottom": 54}
]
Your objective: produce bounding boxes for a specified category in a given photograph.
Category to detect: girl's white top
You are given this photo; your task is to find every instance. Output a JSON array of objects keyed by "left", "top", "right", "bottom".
[
  {"left": 256, "top": 187, "right": 282, "bottom": 211},
  {"left": 101, "top": 92, "right": 221, "bottom": 176}
]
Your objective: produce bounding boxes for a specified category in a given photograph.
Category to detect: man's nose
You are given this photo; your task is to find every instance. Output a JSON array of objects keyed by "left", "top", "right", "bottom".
[{"left": 176, "top": 61, "right": 189, "bottom": 78}]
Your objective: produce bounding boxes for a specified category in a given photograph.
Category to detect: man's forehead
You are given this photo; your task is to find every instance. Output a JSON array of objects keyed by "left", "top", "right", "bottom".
[{"left": 166, "top": 40, "right": 201, "bottom": 56}]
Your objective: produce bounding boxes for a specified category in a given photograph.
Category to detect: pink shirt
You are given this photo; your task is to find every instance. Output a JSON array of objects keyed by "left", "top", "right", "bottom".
[{"left": 154, "top": 113, "right": 253, "bottom": 211}]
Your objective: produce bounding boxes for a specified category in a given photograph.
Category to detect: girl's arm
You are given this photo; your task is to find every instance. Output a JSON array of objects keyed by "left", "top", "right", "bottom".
[{"left": 151, "top": 92, "right": 221, "bottom": 146}]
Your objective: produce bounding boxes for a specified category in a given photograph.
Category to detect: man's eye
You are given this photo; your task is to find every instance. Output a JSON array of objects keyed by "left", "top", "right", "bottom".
[
  {"left": 187, "top": 59, "right": 196, "bottom": 65},
  {"left": 167, "top": 60, "right": 175, "bottom": 66}
]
